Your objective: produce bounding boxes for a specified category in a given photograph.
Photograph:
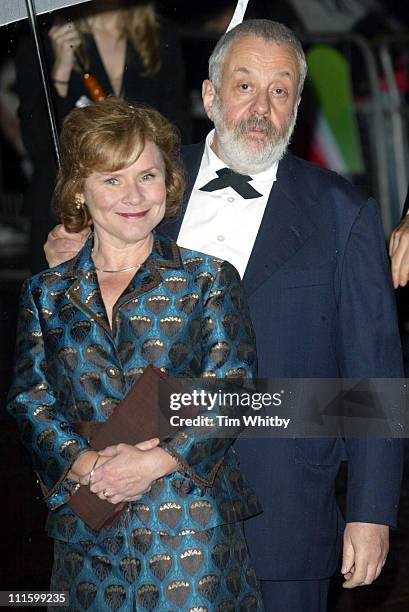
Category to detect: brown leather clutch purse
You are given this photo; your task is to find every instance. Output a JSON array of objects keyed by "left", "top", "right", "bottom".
[{"left": 68, "top": 365, "right": 179, "bottom": 530}]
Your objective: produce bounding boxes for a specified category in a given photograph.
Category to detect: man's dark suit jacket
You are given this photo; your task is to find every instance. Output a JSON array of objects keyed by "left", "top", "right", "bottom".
[
  {"left": 401, "top": 189, "right": 409, "bottom": 216},
  {"left": 161, "top": 142, "right": 404, "bottom": 581}
]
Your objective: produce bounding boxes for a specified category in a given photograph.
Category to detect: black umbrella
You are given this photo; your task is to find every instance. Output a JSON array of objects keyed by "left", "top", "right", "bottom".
[{"left": 0, "top": 1, "right": 91, "bottom": 26}]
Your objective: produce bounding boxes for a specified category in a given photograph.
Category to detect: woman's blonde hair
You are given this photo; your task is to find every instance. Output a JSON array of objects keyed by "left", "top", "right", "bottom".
[
  {"left": 72, "top": 1, "right": 161, "bottom": 75},
  {"left": 54, "top": 98, "right": 185, "bottom": 232}
]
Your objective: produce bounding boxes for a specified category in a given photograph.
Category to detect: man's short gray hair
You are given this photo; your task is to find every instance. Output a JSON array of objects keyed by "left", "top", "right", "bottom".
[{"left": 208, "top": 19, "right": 307, "bottom": 99}]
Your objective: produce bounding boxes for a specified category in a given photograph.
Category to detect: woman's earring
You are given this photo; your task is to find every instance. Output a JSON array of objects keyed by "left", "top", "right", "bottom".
[{"left": 75, "top": 196, "right": 83, "bottom": 210}]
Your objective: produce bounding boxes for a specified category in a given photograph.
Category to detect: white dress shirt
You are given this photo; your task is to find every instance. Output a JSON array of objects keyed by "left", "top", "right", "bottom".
[{"left": 177, "top": 130, "right": 279, "bottom": 278}]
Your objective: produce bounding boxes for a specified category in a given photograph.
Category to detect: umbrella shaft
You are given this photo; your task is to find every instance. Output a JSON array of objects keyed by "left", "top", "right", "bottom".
[{"left": 25, "top": 0, "right": 61, "bottom": 167}]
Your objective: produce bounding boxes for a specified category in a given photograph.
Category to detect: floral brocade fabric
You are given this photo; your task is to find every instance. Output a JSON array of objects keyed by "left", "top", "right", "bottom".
[
  {"left": 7, "top": 232, "right": 264, "bottom": 611},
  {"left": 49, "top": 521, "right": 263, "bottom": 611}
]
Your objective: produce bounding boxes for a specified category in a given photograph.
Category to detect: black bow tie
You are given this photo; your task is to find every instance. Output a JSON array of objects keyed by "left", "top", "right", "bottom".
[{"left": 199, "top": 167, "right": 262, "bottom": 199}]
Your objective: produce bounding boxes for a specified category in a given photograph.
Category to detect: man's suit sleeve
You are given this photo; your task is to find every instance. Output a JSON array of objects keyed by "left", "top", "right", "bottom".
[
  {"left": 401, "top": 187, "right": 409, "bottom": 218},
  {"left": 336, "top": 196, "right": 404, "bottom": 526}
]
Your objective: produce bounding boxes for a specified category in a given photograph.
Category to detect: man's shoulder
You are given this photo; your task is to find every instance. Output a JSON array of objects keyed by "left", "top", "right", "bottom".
[
  {"left": 284, "top": 152, "right": 366, "bottom": 203},
  {"left": 181, "top": 142, "right": 205, "bottom": 154},
  {"left": 181, "top": 142, "right": 205, "bottom": 165},
  {"left": 280, "top": 152, "right": 372, "bottom": 224}
]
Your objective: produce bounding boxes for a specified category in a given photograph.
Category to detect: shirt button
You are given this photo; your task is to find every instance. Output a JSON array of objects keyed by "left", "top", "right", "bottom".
[
  {"left": 217, "top": 235, "right": 225, "bottom": 242},
  {"left": 227, "top": 196, "right": 235, "bottom": 203}
]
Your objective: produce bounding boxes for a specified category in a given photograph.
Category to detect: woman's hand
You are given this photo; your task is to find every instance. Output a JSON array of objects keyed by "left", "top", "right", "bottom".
[
  {"left": 80, "top": 439, "right": 177, "bottom": 504},
  {"left": 49, "top": 20, "right": 81, "bottom": 88},
  {"left": 68, "top": 449, "right": 110, "bottom": 483}
]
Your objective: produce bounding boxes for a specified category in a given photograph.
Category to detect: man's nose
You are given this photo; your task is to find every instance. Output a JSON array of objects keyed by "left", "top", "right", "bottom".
[{"left": 250, "top": 89, "right": 270, "bottom": 116}]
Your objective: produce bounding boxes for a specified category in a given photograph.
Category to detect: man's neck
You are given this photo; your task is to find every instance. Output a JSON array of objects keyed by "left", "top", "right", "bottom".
[
  {"left": 209, "top": 132, "right": 278, "bottom": 176},
  {"left": 209, "top": 133, "right": 222, "bottom": 159}
]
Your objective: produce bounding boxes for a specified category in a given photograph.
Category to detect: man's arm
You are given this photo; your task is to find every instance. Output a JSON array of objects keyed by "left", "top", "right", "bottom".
[
  {"left": 389, "top": 214, "right": 409, "bottom": 288},
  {"left": 44, "top": 224, "right": 89, "bottom": 267},
  {"left": 337, "top": 197, "right": 404, "bottom": 588}
]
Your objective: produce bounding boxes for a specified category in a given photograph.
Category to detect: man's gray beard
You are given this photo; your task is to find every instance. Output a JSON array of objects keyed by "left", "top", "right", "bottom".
[{"left": 212, "top": 96, "right": 297, "bottom": 175}]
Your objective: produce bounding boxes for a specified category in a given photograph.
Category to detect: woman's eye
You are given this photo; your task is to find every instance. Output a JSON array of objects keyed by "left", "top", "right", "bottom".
[
  {"left": 239, "top": 83, "right": 250, "bottom": 91},
  {"left": 141, "top": 173, "right": 154, "bottom": 181},
  {"left": 104, "top": 177, "right": 119, "bottom": 185},
  {"left": 274, "top": 88, "right": 286, "bottom": 96}
]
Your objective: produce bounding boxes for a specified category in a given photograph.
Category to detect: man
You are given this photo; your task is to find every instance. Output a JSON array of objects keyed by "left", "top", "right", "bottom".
[{"left": 44, "top": 20, "right": 403, "bottom": 612}]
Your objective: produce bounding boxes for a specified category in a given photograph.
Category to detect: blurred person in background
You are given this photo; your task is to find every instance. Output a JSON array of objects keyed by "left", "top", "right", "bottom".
[
  {"left": 15, "top": 0, "right": 190, "bottom": 273},
  {"left": 0, "top": 47, "right": 30, "bottom": 258},
  {"left": 0, "top": 59, "right": 25, "bottom": 159}
]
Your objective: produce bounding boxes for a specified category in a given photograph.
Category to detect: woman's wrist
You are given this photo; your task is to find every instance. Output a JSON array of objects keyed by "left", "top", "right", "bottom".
[
  {"left": 52, "top": 79, "right": 69, "bottom": 98},
  {"left": 51, "top": 63, "right": 73, "bottom": 83},
  {"left": 150, "top": 447, "right": 178, "bottom": 479},
  {"left": 69, "top": 450, "right": 99, "bottom": 481}
]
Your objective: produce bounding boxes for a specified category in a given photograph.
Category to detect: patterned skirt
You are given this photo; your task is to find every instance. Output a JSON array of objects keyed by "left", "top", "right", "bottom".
[{"left": 49, "top": 521, "right": 264, "bottom": 611}]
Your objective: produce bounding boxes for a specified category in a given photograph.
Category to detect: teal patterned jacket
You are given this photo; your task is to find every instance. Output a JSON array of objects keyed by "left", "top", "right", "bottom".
[{"left": 7, "top": 232, "right": 261, "bottom": 543}]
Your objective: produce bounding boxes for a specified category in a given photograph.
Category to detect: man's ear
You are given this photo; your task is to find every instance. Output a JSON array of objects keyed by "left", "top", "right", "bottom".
[{"left": 202, "top": 79, "right": 216, "bottom": 121}]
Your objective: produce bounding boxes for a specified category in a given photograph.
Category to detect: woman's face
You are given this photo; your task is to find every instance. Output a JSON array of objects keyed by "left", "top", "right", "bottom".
[{"left": 78, "top": 140, "right": 167, "bottom": 248}]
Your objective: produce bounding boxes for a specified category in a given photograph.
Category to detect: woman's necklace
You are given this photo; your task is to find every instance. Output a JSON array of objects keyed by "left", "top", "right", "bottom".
[
  {"left": 91, "top": 248, "right": 143, "bottom": 274},
  {"left": 91, "top": 234, "right": 152, "bottom": 274},
  {"left": 94, "top": 263, "right": 141, "bottom": 274}
]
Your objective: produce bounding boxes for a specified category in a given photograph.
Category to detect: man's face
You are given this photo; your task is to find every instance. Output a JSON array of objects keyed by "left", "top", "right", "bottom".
[{"left": 203, "top": 35, "right": 301, "bottom": 173}]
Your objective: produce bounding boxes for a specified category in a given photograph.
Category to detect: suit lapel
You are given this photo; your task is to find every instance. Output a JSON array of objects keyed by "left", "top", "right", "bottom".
[
  {"left": 159, "top": 142, "right": 205, "bottom": 240},
  {"left": 243, "top": 154, "right": 317, "bottom": 295},
  {"left": 182, "top": 142, "right": 205, "bottom": 204}
]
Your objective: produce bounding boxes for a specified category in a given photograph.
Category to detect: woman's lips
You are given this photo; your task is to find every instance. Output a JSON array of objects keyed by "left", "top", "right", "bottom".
[{"left": 117, "top": 210, "right": 148, "bottom": 219}]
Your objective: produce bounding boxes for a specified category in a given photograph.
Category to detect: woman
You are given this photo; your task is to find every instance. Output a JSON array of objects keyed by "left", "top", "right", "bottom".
[
  {"left": 16, "top": 0, "right": 190, "bottom": 272},
  {"left": 8, "top": 99, "right": 263, "bottom": 611},
  {"left": 47, "top": 0, "right": 190, "bottom": 134}
]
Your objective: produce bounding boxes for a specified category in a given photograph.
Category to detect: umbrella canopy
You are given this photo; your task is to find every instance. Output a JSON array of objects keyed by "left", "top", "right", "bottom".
[{"left": 0, "top": 0, "right": 92, "bottom": 27}]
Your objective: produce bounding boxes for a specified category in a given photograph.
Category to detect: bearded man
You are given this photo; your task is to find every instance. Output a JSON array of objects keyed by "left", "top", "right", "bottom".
[{"left": 44, "top": 20, "right": 403, "bottom": 612}]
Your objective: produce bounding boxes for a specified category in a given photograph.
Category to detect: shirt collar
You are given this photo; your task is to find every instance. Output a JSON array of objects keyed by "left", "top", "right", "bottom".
[
  {"left": 64, "top": 230, "right": 182, "bottom": 279},
  {"left": 200, "top": 128, "right": 279, "bottom": 187}
]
